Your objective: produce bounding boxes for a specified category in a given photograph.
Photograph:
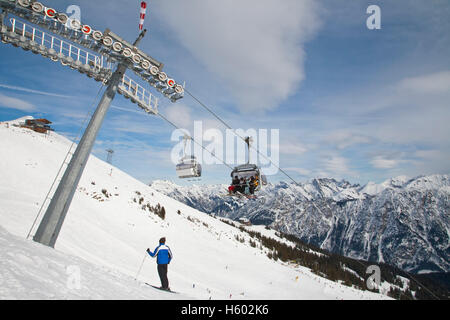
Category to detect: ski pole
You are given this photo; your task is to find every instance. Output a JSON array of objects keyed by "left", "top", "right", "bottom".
[{"left": 135, "top": 251, "right": 147, "bottom": 280}]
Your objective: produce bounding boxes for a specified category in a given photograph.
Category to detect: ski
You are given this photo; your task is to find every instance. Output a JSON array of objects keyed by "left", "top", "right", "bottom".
[
  {"left": 233, "top": 191, "right": 256, "bottom": 199},
  {"left": 145, "top": 283, "right": 179, "bottom": 294},
  {"left": 223, "top": 190, "right": 257, "bottom": 199}
]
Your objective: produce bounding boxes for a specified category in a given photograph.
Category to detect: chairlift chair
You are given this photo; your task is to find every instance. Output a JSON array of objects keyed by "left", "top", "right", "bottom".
[
  {"left": 176, "top": 155, "right": 202, "bottom": 179},
  {"left": 175, "top": 134, "right": 201, "bottom": 179},
  {"left": 229, "top": 136, "right": 267, "bottom": 195},
  {"left": 230, "top": 163, "right": 267, "bottom": 193}
]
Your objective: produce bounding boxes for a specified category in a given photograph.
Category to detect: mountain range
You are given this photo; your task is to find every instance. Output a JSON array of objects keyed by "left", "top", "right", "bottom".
[{"left": 150, "top": 174, "right": 450, "bottom": 274}]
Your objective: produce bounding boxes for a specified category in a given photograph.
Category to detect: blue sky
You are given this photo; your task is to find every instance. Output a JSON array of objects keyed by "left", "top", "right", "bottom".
[{"left": 0, "top": 0, "right": 449, "bottom": 187}]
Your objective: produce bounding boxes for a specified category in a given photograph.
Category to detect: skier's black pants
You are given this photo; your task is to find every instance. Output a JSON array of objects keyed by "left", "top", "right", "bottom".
[{"left": 157, "top": 264, "right": 169, "bottom": 289}]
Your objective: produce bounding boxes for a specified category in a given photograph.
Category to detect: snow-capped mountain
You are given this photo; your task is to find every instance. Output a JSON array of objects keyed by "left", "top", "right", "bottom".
[
  {"left": 0, "top": 117, "right": 394, "bottom": 300},
  {"left": 150, "top": 175, "right": 450, "bottom": 274}
]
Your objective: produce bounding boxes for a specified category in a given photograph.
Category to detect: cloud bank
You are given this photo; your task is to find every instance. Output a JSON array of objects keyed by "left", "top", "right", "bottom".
[
  {"left": 155, "top": 0, "right": 322, "bottom": 112},
  {"left": 0, "top": 93, "right": 35, "bottom": 111}
]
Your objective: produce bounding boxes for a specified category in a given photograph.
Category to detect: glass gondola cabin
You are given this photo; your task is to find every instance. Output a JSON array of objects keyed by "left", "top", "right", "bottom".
[
  {"left": 176, "top": 155, "right": 202, "bottom": 179},
  {"left": 230, "top": 164, "right": 267, "bottom": 192}
]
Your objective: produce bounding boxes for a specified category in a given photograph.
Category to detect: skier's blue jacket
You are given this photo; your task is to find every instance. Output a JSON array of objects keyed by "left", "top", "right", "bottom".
[{"left": 147, "top": 244, "right": 173, "bottom": 264}]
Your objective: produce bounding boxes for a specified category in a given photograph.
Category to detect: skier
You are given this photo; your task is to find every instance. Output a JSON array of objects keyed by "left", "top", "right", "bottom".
[
  {"left": 147, "top": 237, "right": 173, "bottom": 291},
  {"left": 243, "top": 178, "right": 251, "bottom": 195},
  {"left": 228, "top": 175, "right": 240, "bottom": 194},
  {"left": 249, "top": 176, "right": 256, "bottom": 194}
]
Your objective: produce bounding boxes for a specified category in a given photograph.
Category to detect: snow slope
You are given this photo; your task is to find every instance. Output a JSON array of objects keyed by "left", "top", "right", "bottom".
[
  {"left": 0, "top": 225, "right": 186, "bottom": 299},
  {"left": 0, "top": 118, "right": 389, "bottom": 300}
]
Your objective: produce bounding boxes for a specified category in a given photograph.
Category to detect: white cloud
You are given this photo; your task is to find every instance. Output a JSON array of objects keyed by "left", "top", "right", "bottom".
[
  {"left": 412, "top": 149, "right": 450, "bottom": 175},
  {"left": 106, "top": 113, "right": 163, "bottom": 136},
  {"left": 313, "top": 69, "right": 450, "bottom": 146},
  {"left": 110, "top": 105, "right": 144, "bottom": 116},
  {"left": 278, "top": 142, "right": 308, "bottom": 155},
  {"left": 324, "top": 130, "right": 371, "bottom": 149},
  {"left": 370, "top": 156, "right": 399, "bottom": 169},
  {"left": 155, "top": 0, "right": 322, "bottom": 112},
  {"left": 398, "top": 70, "right": 450, "bottom": 94},
  {"left": 0, "top": 84, "right": 73, "bottom": 99},
  {"left": 321, "top": 155, "right": 352, "bottom": 176},
  {"left": 415, "top": 149, "right": 441, "bottom": 160},
  {"left": 284, "top": 167, "right": 311, "bottom": 176},
  {"left": 164, "top": 103, "right": 193, "bottom": 129},
  {"left": 0, "top": 93, "right": 35, "bottom": 111}
]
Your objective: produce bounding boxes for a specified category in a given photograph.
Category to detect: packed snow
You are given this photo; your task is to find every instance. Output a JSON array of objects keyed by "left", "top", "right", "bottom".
[{"left": 0, "top": 118, "right": 390, "bottom": 300}]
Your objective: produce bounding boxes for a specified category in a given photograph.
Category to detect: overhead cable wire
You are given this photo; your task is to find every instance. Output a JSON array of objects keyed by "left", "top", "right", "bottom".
[
  {"left": 185, "top": 88, "right": 441, "bottom": 299},
  {"left": 157, "top": 111, "right": 234, "bottom": 171},
  {"left": 184, "top": 88, "right": 301, "bottom": 186}
]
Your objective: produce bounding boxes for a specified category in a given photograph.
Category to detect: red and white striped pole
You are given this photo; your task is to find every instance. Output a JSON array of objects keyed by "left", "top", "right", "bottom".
[{"left": 139, "top": 1, "right": 147, "bottom": 31}]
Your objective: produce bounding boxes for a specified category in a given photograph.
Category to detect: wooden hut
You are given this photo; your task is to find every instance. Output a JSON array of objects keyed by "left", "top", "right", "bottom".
[{"left": 21, "top": 118, "right": 54, "bottom": 134}]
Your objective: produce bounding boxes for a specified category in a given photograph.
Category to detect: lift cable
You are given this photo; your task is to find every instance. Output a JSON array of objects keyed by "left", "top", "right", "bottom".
[
  {"left": 157, "top": 111, "right": 235, "bottom": 171},
  {"left": 184, "top": 88, "right": 301, "bottom": 186},
  {"left": 185, "top": 89, "right": 440, "bottom": 299}
]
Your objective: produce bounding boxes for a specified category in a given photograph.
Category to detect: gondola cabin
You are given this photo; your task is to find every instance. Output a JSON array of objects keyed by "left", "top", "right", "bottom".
[
  {"left": 230, "top": 163, "right": 267, "bottom": 192},
  {"left": 176, "top": 155, "right": 202, "bottom": 179}
]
